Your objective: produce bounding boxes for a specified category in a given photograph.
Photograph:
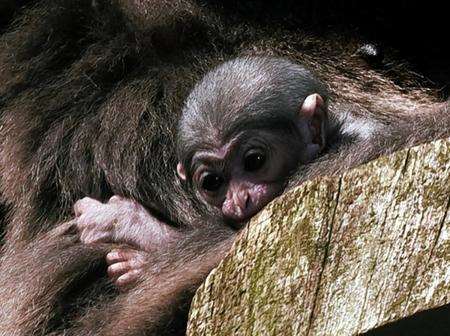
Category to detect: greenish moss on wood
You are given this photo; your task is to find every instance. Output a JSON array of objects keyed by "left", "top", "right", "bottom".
[{"left": 188, "top": 138, "right": 450, "bottom": 336}]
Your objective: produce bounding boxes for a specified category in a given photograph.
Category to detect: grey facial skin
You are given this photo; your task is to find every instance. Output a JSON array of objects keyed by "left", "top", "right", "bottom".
[{"left": 177, "top": 57, "right": 331, "bottom": 224}]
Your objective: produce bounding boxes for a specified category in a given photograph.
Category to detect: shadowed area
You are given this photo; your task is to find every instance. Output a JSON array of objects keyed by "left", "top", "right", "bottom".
[
  {"left": 216, "top": 0, "right": 448, "bottom": 95},
  {"left": 364, "top": 304, "right": 450, "bottom": 336}
]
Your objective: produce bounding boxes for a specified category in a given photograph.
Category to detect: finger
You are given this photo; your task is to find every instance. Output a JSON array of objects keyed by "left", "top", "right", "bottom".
[
  {"left": 75, "top": 214, "right": 90, "bottom": 230},
  {"left": 73, "top": 197, "right": 102, "bottom": 217},
  {"left": 115, "top": 269, "right": 142, "bottom": 288},
  {"left": 107, "top": 261, "right": 132, "bottom": 279},
  {"left": 106, "top": 249, "right": 138, "bottom": 265},
  {"left": 80, "top": 229, "right": 89, "bottom": 244},
  {"left": 108, "top": 195, "right": 124, "bottom": 204},
  {"left": 80, "top": 229, "right": 103, "bottom": 244}
]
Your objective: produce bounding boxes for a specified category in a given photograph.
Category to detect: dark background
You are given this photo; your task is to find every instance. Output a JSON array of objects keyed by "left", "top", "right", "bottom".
[
  {"left": 224, "top": 0, "right": 449, "bottom": 95},
  {"left": 1, "top": 1, "right": 448, "bottom": 94}
]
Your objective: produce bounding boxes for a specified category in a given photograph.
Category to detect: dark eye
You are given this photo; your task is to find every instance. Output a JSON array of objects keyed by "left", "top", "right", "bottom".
[
  {"left": 244, "top": 151, "right": 266, "bottom": 172},
  {"left": 201, "top": 173, "right": 224, "bottom": 192}
]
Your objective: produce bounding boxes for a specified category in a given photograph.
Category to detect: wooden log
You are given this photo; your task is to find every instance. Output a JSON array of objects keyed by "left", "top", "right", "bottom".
[{"left": 187, "top": 137, "right": 450, "bottom": 336}]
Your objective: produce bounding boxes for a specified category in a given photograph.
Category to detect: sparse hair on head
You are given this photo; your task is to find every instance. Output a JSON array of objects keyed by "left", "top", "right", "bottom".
[{"left": 177, "top": 56, "right": 328, "bottom": 176}]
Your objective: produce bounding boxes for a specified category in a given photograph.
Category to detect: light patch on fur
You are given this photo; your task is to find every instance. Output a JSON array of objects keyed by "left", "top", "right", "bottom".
[{"left": 340, "top": 113, "right": 381, "bottom": 140}]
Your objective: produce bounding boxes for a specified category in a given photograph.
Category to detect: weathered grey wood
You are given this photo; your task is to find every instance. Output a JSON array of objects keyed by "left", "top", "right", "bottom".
[{"left": 187, "top": 138, "right": 450, "bottom": 336}]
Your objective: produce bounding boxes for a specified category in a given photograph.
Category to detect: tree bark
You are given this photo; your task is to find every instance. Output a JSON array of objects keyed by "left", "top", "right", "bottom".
[{"left": 187, "top": 138, "right": 450, "bottom": 335}]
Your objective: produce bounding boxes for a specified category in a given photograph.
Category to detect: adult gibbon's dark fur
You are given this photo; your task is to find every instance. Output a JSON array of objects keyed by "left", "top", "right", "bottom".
[{"left": 0, "top": 1, "right": 448, "bottom": 335}]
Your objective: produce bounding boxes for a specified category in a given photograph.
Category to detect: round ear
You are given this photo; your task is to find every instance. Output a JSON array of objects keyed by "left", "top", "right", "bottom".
[
  {"left": 299, "top": 93, "right": 324, "bottom": 118},
  {"left": 176, "top": 162, "right": 187, "bottom": 181},
  {"left": 298, "top": 93, "right": 327, "bottom": 150}
]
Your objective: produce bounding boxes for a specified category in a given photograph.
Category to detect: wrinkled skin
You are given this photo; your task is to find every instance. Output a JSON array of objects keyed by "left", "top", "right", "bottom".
[
  {"left": 106, "top": 248, "right": 147, "bottom": 290},
  {"left": 74, "top": 196, "right": 181, "bottom": 250},
  {"left": 75, "top": 196, "right": 181, "bottom": 288}
]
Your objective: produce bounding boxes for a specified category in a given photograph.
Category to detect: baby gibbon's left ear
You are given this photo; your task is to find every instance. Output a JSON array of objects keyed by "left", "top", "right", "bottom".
[
  {"left": 298, "top": 93, "right": 327, "bottom": 150},
  {"left": 177, "top": 162, "right": 187, "bottom": 181}
]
